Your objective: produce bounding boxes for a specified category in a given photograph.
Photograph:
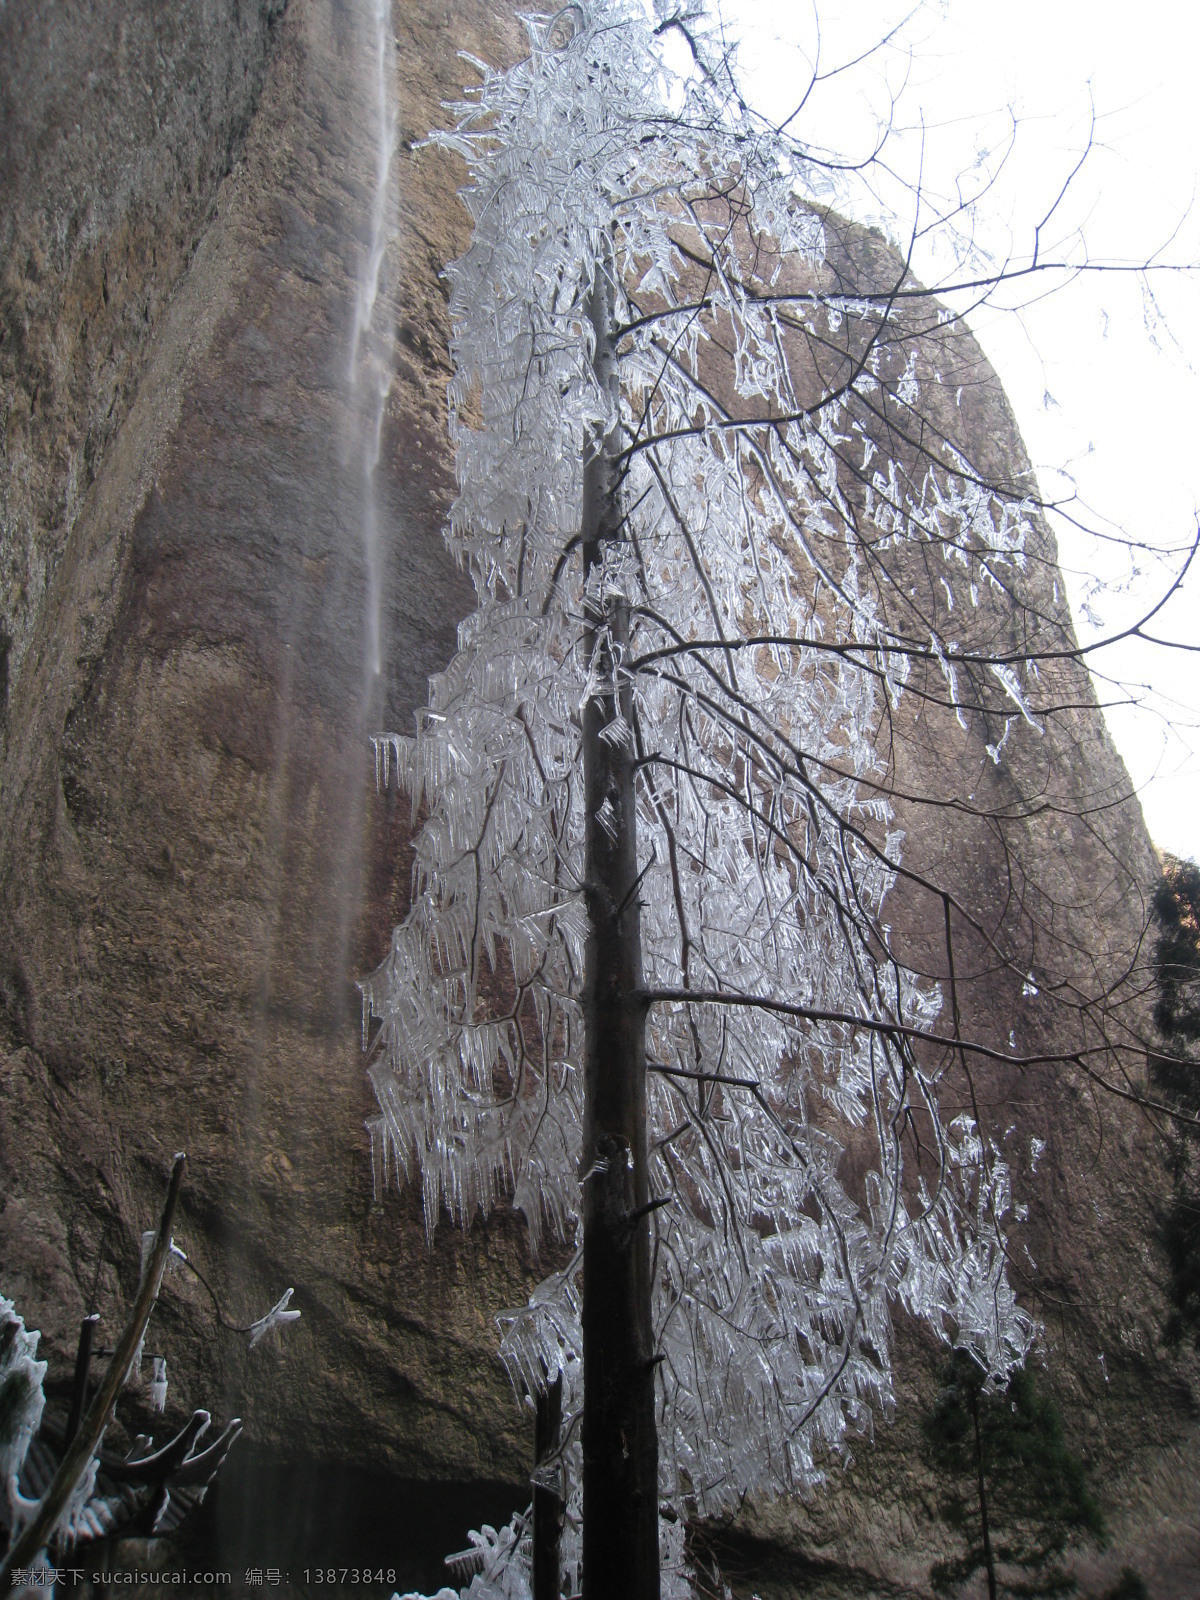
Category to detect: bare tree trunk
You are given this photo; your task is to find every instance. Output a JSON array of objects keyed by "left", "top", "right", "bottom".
[
  {"left": 969, "top": 1384, "right": 998, "bottom": 1600},
  {"left": 580, "top": 242, "right": 660, "bottom": 1600},
  {"left": 64, "top": 1314, "right": 100, "bottom": 1444},
  {"left": 533, "top": 1374, "right": 564, "bottom": 1600}
]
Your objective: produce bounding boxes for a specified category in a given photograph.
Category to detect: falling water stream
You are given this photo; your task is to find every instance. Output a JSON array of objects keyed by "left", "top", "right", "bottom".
[
  {"left": 174, "top": 1, "right": 513, "bottom": 1585},
  {"left": 347, "top": 0, "right": 398, "bottom": 686},
  {"left": 198, "top": 3, "right": 526, "bottom": 1585}
]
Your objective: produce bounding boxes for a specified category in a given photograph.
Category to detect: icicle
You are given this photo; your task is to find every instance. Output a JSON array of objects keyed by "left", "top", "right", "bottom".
[
  {"left": 989, "top": 662, "right": 1043, "bottom": 732},
  {"left": 0, "top": 1294, "right": 46, "bottom": 1491},
  {"left": 985, "top": 717, "right": 1013, "bottom": 765},
  {"left": 247, "top": 1288, "right": 302, "bottom": 1348}
]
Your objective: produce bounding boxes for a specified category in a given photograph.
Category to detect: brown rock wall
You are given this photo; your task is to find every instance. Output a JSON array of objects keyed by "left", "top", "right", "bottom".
[
  {"left": 1, "top": 0, "right": 288, "bottom": 712},
  {"left": 0, "top": 0, "right": 533, "bottom": 1490}
]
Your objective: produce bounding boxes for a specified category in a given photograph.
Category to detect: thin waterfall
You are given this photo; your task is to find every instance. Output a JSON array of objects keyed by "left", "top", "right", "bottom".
[{"left": 347, "top": 0, "right": 398, "bottom": 684}]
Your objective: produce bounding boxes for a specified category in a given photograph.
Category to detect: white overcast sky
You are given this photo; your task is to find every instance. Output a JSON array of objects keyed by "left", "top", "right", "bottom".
[{"left": 718, "top": 0, "right": 1200, "bottom": 861}]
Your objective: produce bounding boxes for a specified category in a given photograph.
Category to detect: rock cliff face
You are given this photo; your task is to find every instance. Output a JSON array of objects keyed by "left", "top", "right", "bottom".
[
  {"left": 1, "top": 2, "right": 1196, "bottom": 1593},
  {"left": 1, "top": 0, "right": 288, "bottom": 709},
  {"left": 1, "top": 0, "right": 532, "bottom": 1497}
]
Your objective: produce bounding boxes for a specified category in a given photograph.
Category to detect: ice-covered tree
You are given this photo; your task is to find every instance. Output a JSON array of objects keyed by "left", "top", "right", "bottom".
[{"left": 360, "top": 3, "right": 1061, "bottom": 1593}]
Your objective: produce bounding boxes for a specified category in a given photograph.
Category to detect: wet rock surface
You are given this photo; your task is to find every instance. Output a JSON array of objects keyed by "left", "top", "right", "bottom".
[{"left": 1, "top": 1, "right": 1197, "bottom": 1592}]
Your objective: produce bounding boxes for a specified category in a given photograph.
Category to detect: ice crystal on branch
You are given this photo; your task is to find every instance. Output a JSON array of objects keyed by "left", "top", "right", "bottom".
[
  {"left": 0, "top": 1295, "right": 46, "bottom": 1527},
  {"left": 361, "top": 0, "right": 1033, "bottom": 1526}
]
